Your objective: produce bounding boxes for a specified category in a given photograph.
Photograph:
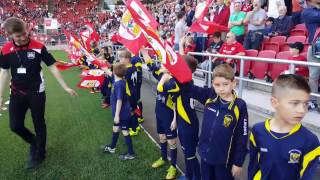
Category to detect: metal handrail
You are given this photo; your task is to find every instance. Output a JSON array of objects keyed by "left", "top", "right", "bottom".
[
  {"left": 187, "top": 51, "right": 320, "bottom": 98},
  {"left": 188, "top": 52, "right": 320, "bottom": 67}
]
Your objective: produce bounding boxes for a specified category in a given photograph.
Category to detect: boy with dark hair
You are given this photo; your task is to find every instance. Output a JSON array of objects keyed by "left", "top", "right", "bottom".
[
  {"left": 248, "top": 74, "right": 320, "bottom": 180},
  {"left": 141, "top": 49, "right": 179, "bottom": 180},
  {"left": 103, "top": 63, "right": 135, "bottom": 160},
  {"left": 288, "top": 42, "right": 308, "bottom": 77},
  {"left": 187, "top": 64, "right": 248, "bottom": 180}
]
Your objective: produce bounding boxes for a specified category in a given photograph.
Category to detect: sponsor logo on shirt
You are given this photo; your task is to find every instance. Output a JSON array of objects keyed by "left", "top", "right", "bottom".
[
  {"left": 288, "top": 149, "right": 302, "bottom": 164},
  {"left": 27, "top": 52, "right": 36, "bottom": 59},
  {"left": 207, "top": 107, "right": 216, "bottom": 112}
]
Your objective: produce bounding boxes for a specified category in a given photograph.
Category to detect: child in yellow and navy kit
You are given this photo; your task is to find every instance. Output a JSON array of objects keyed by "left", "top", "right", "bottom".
[
  {"left": 118, "top": 48, "right": 140, "bottom": 136},
  {"left": 159, "top": 55, "right": 202, "bottom": 180},
  {"left": 248, "top": 74, "right": 320, "bottom": 180},
  {"left": 131, "top": 55, "right": 144, "bottom": 123},
  {"left": 141, "top": 49, "right": 179, "bottom": 180},
  {"left": 103, "top": 63, "right": 135, "bottom": 160},
  {"left": 187, "top": 64, "right": 248, "bottom": 180}
]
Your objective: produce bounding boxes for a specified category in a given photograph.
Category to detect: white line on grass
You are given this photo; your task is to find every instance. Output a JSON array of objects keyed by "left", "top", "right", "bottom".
[{"left": 140, "top": 125, "right": 185, "bottom": 176}]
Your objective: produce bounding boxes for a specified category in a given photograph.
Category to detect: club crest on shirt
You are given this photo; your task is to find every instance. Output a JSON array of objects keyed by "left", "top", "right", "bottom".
[
  {"left": 223, "top": 115, "right": 233, "bottom": 128},
  {"left": 288, "top": 149, "right": 302, "bottom": 164},
  {"left": 27, "top": 52, "right": 35, "bottom": 59}
]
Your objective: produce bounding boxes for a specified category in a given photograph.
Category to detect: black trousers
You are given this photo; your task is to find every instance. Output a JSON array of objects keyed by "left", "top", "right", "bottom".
[{"left": 9, "top": 92, "right": 46, "bottom": 158}]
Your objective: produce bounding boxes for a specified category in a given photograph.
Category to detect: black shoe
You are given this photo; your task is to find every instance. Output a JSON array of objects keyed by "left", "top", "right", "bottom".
[
  {"left": 119, "top": 153, "right": 135, "bottom": 161},
  {"left": 26, "top": 156, "right": 45, "bottom": 169}
]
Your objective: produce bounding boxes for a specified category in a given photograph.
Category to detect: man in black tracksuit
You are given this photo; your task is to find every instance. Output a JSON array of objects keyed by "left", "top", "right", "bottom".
[{"left": 0, "top": 17, "right": 77, "bottom": 169}]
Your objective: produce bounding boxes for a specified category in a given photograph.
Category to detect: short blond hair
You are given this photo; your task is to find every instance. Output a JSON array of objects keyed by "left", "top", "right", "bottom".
[{"left": 212, "top": 64, "right": 235, "bottom": 81}]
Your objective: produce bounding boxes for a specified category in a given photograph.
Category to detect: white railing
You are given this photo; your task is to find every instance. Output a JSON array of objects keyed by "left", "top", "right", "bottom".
[{"left": 188, "top": 52, "right": 320, "bottom": 98}]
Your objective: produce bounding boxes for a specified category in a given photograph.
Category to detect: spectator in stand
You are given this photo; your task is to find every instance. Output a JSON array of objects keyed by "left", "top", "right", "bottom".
[
  {"left": 263, "top": 17, "right": 275, "bottom": 36},
  {"left": 185, "top": 2, "right": 195, "bottom": 27},
  {"left": 267, "top": 0, "right": 285, "bottom": 18},
  {"left": 268, "top": 6, "right": 293, "bottom": 37},
  {"left": 182, "top": 36, "right": 196, "bottom": 55},
  {"left": 175, "top": 0, "right": 182, "bottom": 13},
  {"left": 287, "top": 42, "right": 309, "bottom": 77},
  {"left": 174, "top": 12, "right": 187, "bottom": 51},
  {"left": 292, "top": 0, "right": 307, "bottom": 25},
  {"left": 302, "top": 0, "right": 320, "bottom": 111},
  {"left": 212, "top": 0, "right": 230, "bottom": 27},
  {"left": 228, "top": 1, "right": 247, "bottom": 43},
  {"left": 243, "top": 0, "right": 267, "bottom": 50},
  {"left": 242, "top": 0, "right": 253, "bottom": 12},
  {"left": 206, "top": 32, "right": 224, "bottom": 53},
  {"left": 214, "top": 32, "right": 245, "bottom": 68}
]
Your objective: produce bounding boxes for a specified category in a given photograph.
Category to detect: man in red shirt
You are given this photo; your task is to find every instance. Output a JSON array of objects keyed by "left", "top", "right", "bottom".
[{"left": 212, "top": 32, "right": 245, "bottom": 68}]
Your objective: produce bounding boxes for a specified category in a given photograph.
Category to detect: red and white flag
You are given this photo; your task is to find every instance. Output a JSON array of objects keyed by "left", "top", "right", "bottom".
[
  {"left": 117, "top": 9, "right": 148, "bottom": 55},
  {"left": 190, "top": 0, "right": 229, "bottom": 34},
  {"left": 63, "top": 29, "right": 110, "bottom": 69},
  {"left": 80, "top": 21, "right": 100, "bottom": 52},
  {"left": 126, "top": 0, "right": 192, "bottom": 83}
]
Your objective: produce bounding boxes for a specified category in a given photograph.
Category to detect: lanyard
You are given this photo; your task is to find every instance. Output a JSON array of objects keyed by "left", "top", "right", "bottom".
[{"left": 14, "top": 43, "right": 29, "bottom": 68}]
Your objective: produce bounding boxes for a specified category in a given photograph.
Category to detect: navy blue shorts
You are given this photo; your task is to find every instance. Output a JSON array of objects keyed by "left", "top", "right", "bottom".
[
  {"left": 155, "top": 103, "right": 177, "bottom": 139},
  {"left": 113, "top": 118, "right": 130, "bottom": 130}
]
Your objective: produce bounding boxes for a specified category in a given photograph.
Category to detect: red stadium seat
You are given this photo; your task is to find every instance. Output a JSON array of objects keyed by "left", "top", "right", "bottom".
[
  {"left": 269, "top": 51, "right": 291, "bottom": 80},
  {"left": 236, "top": 50, "right": 258, "bottom": 76},
  {"left": 262, "top": 42, "right": 280, "bottom": 53},
  {"left": 251, "top": 50, "right": 277, "bottom": 79},
  {"left": 287, "top": 36, "right": 307, "bottom": 43},
  {"left": 294, "top": 24, "right": 307, "bottom": 30},
  {"left": 270, "top": 36, "right": 287, "bottom": 46},
  {"left": 281, "top": 43, "right": 309, "bottom": 52},
  {"left": 290, "top": 29, "right": 307, "bottom": 36}
]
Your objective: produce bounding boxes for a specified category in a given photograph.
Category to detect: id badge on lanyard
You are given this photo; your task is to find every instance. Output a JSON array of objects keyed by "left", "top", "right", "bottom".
[
  {"left": 15, "top": 46, "right": 27, "bottom": 74},
  {"left": 17, "top": 66, "right": 26, "bottom": 74}
]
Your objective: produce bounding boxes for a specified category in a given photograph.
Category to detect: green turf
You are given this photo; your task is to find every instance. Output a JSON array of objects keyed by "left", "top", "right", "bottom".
[{"left": 0, "top": 51, "right": 170, "bottom": 180}]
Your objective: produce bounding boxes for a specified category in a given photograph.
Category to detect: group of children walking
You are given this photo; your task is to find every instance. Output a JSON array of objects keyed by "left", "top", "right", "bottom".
[{"left": 100, "top": 46, "right": 320, "bottom": 180}]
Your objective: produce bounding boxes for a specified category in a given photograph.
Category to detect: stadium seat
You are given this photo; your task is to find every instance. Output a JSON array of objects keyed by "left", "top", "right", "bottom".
[
  {"left": 294, "top": 24, "right": 307, "bottom": 31},
  {"left": 270, "top": 36, "right": 287, "bottom": 46},
  {"left": 290, "top": 29, "right": 307, "bottom": 36},
  {"left": 262, "top": 42, "right": 280, "bottom": 53},
  {"left": 251, "top": 50, "right": 277, "bottom": 80},
  {"left": 287, "top": 36, "right": 307, "bottom": 44},
  {"left": 269, "top": 51, "right": 291, "bottom": 80},
  {"left": 236, "top": 49, "right": 258, "bottom": 76}
]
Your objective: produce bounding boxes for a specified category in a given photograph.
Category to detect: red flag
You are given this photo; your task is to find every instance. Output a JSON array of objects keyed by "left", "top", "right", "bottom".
[
  {"left": 190, "top": 21, "right": 229, "bottom": 34},
  {"left": 80, "top": 21, "right": 100, "bottom": 52},
  {"left": 190, "top": 0, "right": 229, "bottom": 34},
  {"left": 55, "top": 60, "right": 79, "bottom": 71},
  {"left": 77, "top": 75, "right": 105, "bottom": 88},
  {"left": 78, "top": 69, "right": 105, "bottom": 88},
  {"left": 126, "top": 0, "right": 192, "bottom": 83},
  {"left": 117, "top": 9, "right": 148, "bottom": 55},
  {"left": 126, "top": 0, "right": 158, "bottom": 29},
  {"left": 63, "top": 29, "right": 110, "bottom": 69}
]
